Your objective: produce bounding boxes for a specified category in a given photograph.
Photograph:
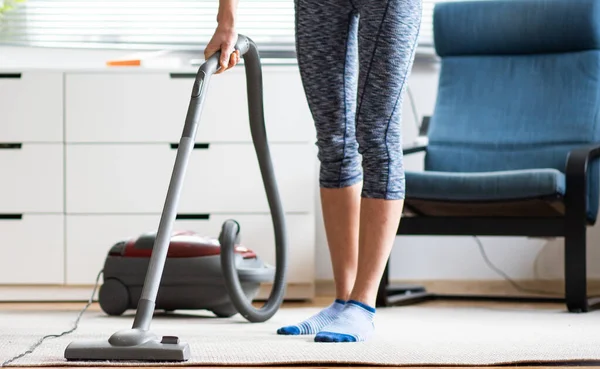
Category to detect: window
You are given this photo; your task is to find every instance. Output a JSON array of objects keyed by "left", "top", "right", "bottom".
[
  {"left": 0, "top": 0, "right": 296, "bottom": 52},
  {"left": 420, "top": 0, "right": 453, "bottom": 47},
  {"left": 0, "top": 0, "right": 453, "bottom": 53}
]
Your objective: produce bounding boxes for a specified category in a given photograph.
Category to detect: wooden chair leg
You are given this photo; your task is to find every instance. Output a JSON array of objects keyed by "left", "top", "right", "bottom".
[
  {"left": 376, "top": 259, "right": 429, "bottom": 308},
  {"left": 376, "top": 260, "right": 390, "bottom": 307},
  {"left": 564, "top": 217, "right": 589, "bottom": 312}
]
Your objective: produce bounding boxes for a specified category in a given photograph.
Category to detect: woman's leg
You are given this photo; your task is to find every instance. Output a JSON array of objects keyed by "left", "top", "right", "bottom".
[
  {"left": 277, "top": 0, "right": 362, "bottom": 335},
  {"left": 315, "top": 0, "right": 422, "bottom": 343},
  {"left": 321, "top": 185, "right": 361, "bottom": 302}
]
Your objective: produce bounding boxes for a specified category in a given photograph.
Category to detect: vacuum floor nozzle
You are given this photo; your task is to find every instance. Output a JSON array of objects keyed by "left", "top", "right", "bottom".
[{"left": 64, "top": 329, "right": 190, "bottom": 362}]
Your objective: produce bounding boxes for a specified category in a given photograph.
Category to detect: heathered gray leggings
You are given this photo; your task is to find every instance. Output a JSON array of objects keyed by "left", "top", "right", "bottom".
[{"left": 295, "top": 0, "right": 422, "bottom": 200}]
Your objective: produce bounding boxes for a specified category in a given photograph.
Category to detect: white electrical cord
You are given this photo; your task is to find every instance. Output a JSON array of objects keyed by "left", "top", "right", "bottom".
[
  {"left": 1, "top": 269, "right": 103, "bottom": 367},
  {"left": 474, "top": 236, "right": 564, "bottom": 296},
  {"left": 406, "top": 85, "right": 421, "bottom": 132}
]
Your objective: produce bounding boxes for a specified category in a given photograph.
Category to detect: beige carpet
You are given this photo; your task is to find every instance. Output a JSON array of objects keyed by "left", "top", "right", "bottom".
[{"left": 3, "top": 305, "right": 600, "bottom": 367}]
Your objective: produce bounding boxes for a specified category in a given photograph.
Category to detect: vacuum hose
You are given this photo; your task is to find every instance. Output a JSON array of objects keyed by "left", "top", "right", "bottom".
[{"left": 209, "top": 35, "right": 288, "bottom": 322}]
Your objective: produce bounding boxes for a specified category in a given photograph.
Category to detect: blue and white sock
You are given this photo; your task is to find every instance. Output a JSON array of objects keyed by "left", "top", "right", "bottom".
[
  {"left": 314, "top": 300, "right": 375, "bottom": 342},
  {"left": 277, "top": 299, "right": 346, "bottom": 335}
]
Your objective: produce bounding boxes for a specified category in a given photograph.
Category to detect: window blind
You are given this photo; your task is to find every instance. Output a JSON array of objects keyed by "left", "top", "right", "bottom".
[
  {"left": 420, "top": 0, "right": 453, "bottom": 47},
  {"left": 0, "top": 0, "right": 454, "bottom": 52},
  {"left": 0, "top": 0, "right": 296, "bottom": 51}
]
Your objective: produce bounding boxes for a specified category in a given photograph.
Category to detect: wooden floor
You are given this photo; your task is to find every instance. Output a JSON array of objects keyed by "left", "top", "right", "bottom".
[{"left": 0, "top": 298, "right": 594, "bottom": 369}]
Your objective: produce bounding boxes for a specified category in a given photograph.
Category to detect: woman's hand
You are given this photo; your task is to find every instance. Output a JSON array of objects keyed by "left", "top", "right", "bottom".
[{"left": 204, "top": 24, "right": 240, "bottom": 74}]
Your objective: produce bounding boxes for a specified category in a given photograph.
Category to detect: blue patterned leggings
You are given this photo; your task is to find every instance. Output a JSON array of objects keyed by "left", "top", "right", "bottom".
[{"left": 295, "top": 0, "right": 422, "bottom": 200}]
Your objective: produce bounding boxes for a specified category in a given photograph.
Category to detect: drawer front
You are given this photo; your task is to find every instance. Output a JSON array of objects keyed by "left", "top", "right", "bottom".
[
  {"left": 65, "top": 213, "right": 315, "bottom": 287},
  {"left": 66, "top": 143, "right": 315, "bottom": 214},
  {"left": 0, "top": 144, "right": 63, "bottom": 213},
  {"left": 0, "top": 72, "right": 63, "bottom": 142},
  {"left": 65, "top": 67, "right": 314, "bottom": 144},
  {"left": 0, "top": 215, "right": 64, "bottom": 284}
]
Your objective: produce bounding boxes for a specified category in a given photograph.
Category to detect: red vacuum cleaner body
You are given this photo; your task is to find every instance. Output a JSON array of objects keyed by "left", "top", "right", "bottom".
[
  {"left": 117, "top": 230, "right": 257, "bottom": 259},
  {"left": 98, "top": 230, "right": 275, "bottom": 318}
]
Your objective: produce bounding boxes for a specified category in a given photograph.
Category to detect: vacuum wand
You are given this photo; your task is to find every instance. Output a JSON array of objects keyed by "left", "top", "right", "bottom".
[{"left": 131, "top": 35, "right": 252, "bottom": 332}]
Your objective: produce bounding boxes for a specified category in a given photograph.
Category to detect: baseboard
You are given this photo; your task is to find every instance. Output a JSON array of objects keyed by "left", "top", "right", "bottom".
[
  {"left": 257, "top": 282, "right": 315, "bottom": 301},
  {"left": 3, "top": 279, "right": 600, "bottom": 303},
  {"left": 315, "top": 279, "right": 600, "bottom": 298},
  {"left": 0, "top": 283, "right": 316, "bottom": 303},
  {"left": 0, "top": 285, "right": 99, "bottom": 302}
]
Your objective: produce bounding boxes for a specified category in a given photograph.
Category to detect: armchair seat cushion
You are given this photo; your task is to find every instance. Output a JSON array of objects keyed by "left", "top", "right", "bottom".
[
  {"left": 402, "top": 168, "right": 586, "bottom": 219},
  {"left": 405, "top": 168, "right": 565, "bottom": 202}
]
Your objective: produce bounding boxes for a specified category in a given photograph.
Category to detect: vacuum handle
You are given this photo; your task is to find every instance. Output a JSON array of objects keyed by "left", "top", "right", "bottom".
[
  {"left": 200, "top": 35, "right": 251, "bottom": 76},
  {"left": 184, "top": 34, "right": 251, "bottom": 138}
]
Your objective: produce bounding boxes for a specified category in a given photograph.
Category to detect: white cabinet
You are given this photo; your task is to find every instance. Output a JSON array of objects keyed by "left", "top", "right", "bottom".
[
  {"left": 0, "top": 215, "right": 64, "bottom": 284},
  {"left": 0, "top": 65, "right": 316, "bottom": 300},
  {"left": 0, "top": 71, "right": 64, "bottom": 285},
  {"left": 0, "top": 72, "right": 63, "bottom": 143}
]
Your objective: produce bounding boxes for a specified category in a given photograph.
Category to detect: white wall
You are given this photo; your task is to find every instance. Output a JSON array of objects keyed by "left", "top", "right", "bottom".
[{"left": 314, "top": 60, "right": 600, "bottom": 282}]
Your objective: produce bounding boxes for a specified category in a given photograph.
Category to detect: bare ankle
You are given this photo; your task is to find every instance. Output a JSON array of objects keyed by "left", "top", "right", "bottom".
[
  {"left": 336, "top": 295, "right": 350, "bottom": 302},
  {"left": 348, "top": 288, "right": 376, "bottom": 307}
]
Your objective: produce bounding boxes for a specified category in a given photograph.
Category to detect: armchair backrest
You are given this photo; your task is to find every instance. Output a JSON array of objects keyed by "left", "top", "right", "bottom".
[
  {"left": 426, "top": 0, "right": 600, "bottom": 218},
  {"left": 428, "top": 0, "right": 600, "bottom": 171}
]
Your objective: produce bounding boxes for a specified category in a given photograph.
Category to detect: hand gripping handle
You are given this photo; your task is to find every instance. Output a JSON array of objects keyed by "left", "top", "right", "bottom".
[{"left": 200, "top": 34, "right": 251, "bottom": 76}]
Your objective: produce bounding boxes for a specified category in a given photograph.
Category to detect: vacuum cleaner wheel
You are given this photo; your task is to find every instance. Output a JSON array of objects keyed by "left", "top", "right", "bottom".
[
  {"left": 99, "top": 278, "right": 130, "bottom": 316},
  {"left": 211, "top": 304, "right": 239, "bottom": 318}
]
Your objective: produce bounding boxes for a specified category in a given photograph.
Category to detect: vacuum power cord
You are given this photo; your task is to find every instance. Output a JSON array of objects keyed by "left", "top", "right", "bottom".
[
  {"left": 474, "top": 236, "right": 564, "bottom": 297},
  {"left": 406, "top": 85, "right": 421, "bottom": 132},
  {"left": 1, "top": 269, "right": 103, "bottom": 367}
]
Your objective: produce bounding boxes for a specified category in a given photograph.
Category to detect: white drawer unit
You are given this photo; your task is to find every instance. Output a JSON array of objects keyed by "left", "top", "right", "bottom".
[
  {"left": 0, "top": 144, "right": 63, "bottom": 213},
  {"left": 65, "top": 67, "right": 315, "bottom": 144},
  {"left": 0, "top": 215, "right": 64, "bottom": 284},
  {"left": 0, "top": 65, "right": 316, "bottom": 300},
  {"left": 0, "top": 72, "right": 63, "bottom": 143},
  {"left": 65, "top": 143, "right": 315, "bottom": 214},
  {"left": 65, "top": 213, "right": 315, "bottom": 288}
]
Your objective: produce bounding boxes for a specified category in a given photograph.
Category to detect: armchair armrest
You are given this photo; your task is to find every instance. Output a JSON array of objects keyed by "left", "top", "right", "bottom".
[
  {"left": 566, "top": 144, "right": 600, "bottom": 177},
  {"left": 565, "top": 143, "right": 600, "bottom": 224},
  {"left": 403, "top": 145, "right": 427, "bottom": 155}
]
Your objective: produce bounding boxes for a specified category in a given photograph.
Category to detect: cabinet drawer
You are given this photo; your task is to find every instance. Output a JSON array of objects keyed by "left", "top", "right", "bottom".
[
  {"left": 0, "top": 72, "right": 63, "bottom": 142},
  {"left": 0, "top": 144, "right": 63, "bottom": 213},
  {"left": 65, "top": 67, "right": 314, "bottom": 143},
  {"left": 0, "top": 215, "right": 64, "bottom": 284},
  {"left": 66, "top": 143, "right": 314, "bottom": 214},
  {"left": 65, "top": 213, "right": 315, "bottom": 287}
]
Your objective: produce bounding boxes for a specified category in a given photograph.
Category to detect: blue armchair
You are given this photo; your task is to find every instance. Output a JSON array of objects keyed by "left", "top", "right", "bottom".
[{"left": 377, "top": 0, "right": 600, "bottom": 313}]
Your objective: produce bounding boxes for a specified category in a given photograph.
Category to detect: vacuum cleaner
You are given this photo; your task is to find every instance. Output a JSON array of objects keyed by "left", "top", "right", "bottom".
[
  {"left": 63, "top": 34, "right": 288, "bottom": 362},
  {"left": 97, "top": 229, "right": 275, "bottom": 318}
]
